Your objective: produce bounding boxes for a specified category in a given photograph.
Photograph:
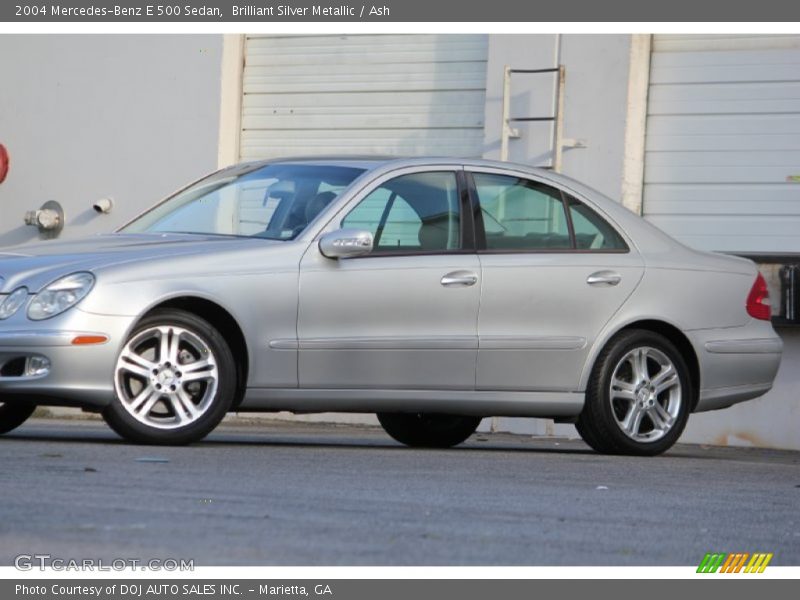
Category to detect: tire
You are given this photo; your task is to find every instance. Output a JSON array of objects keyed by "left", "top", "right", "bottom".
[
  {"left": 103, "top": 309, "right": 236, "bottom": 445},
  {"left": 575, "top": 329, "right": 692, "bottom": 456},
  {"left": 377, "top": 412, "right": 482, "bottom": 448},
  {"left": 0, "top": 402, "right": 36, "bottom": 435}
]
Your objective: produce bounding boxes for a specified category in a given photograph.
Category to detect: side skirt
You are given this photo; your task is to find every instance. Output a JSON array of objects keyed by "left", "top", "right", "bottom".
[{"left": 239, "top": 388, "right": 584, "bottom": 418}]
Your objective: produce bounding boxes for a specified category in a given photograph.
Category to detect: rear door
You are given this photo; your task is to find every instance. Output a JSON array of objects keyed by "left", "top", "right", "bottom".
[{"left": 469, "top": 169, "right": 644, "bottom": 392}]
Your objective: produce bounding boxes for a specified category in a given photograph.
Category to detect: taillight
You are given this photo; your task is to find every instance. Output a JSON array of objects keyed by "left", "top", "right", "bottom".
[{"left": 746, "top": 273, "right": 772, "bottom": 321}]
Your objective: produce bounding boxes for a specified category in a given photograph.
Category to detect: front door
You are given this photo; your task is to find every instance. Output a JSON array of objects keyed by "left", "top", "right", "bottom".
[{"left": 298, "top": 168, "right": 480, "bottom": 390}]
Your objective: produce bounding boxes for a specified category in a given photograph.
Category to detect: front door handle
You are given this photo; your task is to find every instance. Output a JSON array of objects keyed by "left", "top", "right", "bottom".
[
  {"left": 441, "top": 270, "right": 478, "bottom": 287},
  {"left": 587, "top": 270, "right": 622, "bottom": 287}
]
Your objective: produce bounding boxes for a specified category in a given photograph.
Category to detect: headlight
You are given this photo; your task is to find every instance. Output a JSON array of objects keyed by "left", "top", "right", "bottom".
[
  {"left": 0, "top": 287, "right": 29, "bottom": 320},
  {"left": 27, "top": 272, "right": 95, "bottom": 321}
]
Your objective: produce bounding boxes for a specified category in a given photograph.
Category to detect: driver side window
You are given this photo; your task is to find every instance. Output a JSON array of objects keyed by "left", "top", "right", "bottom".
[{"left": 342, "top": 171, "right": 460, "bottom": 254}]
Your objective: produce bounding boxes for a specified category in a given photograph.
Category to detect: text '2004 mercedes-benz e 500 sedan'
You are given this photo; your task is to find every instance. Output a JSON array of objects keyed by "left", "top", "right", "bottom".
[{"left": 0, "top": 158, "right": 783, "bottom": 454}]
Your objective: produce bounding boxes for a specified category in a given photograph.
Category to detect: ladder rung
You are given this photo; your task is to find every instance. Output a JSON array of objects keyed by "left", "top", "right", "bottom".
[
  {"left": 508, "top": 68, "right": 560, "bottom": 74},
  {"left": 509, "top": 117, "right": 556, "bottom": 122}
]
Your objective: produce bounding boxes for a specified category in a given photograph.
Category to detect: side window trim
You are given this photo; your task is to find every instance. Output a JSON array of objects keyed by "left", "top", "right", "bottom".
[
  {"left": 465, "top": 170, "right": 486, "bottom": 251},
  {"left": 457, "top": 169, "right": 478, "bottom": 253},
  {"left": 466, "top": 170, "right": 629, "bottom": 254},
  {"left": 373, "top": 191, "right": 398, "bottom": 248},
  {"left": 562, "top": 189, "right": 578, "bottom": 249}
]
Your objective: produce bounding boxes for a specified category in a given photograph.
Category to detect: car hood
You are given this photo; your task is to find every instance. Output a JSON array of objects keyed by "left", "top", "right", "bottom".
[{"left": 0, "top": 233, "right": 280, "bottom": 292}]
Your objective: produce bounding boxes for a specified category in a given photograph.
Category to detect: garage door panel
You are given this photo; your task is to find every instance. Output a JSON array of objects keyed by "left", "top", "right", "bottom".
[
  {"left": 645, "top": 133, "right": 800, "bottom": 153},
  {"left": 650, "top": 64, "right": 800, "bottom": 85},
  {"left": 645, "top": 183, "right": 800, "bottom": 205},
  {"left": 646, "top": 200, "right": 800, "bottom": 217},
  {"left": 649, "top": 81, "right": 800, "bottom": 115},
  {"left": 645, "top": 150, "right": 800, "bottom": 168},
  {"left": 645, "top": 165, "right": 800, "bottom": 185},
  {"left": 247, "top": 47, "right": 488, "bottom": 66},
  {"left": 243, "top": 112, "right": 484, "bottom": 130},
  {"left": 240, "top": 34, "right": 488, "bottom": 159},
  {"left": 247, "top": 34, "right": 488, "bottom": 63},
  {"left": 653, "top": 34, "right": 800, "bottom": 53},
  {"left": 242, "top": 90, "right": 487, "bottom": 111},
  {"left": 643, "top": 35, "right": 800, "bottom": 253},
  {"left": 649, "top": 215, "right": 800, "bottom": 237},
  {"left": 243, "top": 62, "right": 488, "bottom": 94},
  {"left": 651, "top": 48, "right": 800, "bottom": 69},
  {"left": 647, "top": 114, "right": 800, "bottom": 136},
  {"left": 240, "top": 129, "right": 485, "bottom": 160},
  {"left": 649, "top": 98, "right": 800, "bottom": 116},
  {"left": 241, "top": 128, "right": 484, "bottom": 144}
]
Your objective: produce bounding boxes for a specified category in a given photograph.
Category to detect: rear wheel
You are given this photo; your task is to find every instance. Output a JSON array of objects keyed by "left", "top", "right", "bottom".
[
  {"left": 103, "top": 309, "right": 236, "bottom": 445},
  {"left": 576, "top": 329, "right": 691, "bottom": 456},
  {"left": 377, "top": 412, "right": 482, "bottom": 448},
  {"left": 0, "top": 402, "right": 36, "bottom": 435}
]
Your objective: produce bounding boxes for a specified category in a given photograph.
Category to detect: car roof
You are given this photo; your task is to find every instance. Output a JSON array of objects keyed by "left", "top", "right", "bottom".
[{"left": 241, "top": 155, "right": 558, "bottom": 176}]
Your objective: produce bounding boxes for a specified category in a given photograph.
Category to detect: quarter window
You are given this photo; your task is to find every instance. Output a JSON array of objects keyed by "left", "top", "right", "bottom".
[
  {"left": 567, "top": 198, "right": 627, "bottom": 250},
  {"left": 342, "top": 172, "right": 461, "bottom": 254}
]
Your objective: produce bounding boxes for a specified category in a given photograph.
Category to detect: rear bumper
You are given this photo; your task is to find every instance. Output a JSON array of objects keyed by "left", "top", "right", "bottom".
[{"left": 690, "top": 320, "right": 783, "bottom": 412}]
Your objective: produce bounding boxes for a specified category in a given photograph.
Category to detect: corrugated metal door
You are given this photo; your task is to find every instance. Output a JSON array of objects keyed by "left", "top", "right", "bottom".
[
  {"left": 644, "top": 35, "right": 800, "bottom": 253},
  {"left": 240, "top": 35, "right": 488, "bottom": 160}
]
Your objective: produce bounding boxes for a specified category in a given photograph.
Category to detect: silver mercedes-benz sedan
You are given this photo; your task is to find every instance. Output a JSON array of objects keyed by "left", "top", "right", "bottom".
[{"left": 0, "top": 158, "right": 783, "bottom": 454}]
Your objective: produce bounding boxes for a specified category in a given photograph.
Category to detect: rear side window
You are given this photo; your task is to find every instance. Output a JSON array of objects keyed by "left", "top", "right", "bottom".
[
  {"left": 473, "top": 173, "right": 571, "bottom": 250},
  {"left": 471, "top": 172, "right": 627, "bottom": 252}
]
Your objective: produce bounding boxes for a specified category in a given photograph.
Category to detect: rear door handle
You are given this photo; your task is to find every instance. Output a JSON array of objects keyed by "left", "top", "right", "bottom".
[
  {"left": 587, "top": 270, "right": 622, "bottom": 287},
  {"left": 441, "top": 270, "right": 478, "bottom": 287}
]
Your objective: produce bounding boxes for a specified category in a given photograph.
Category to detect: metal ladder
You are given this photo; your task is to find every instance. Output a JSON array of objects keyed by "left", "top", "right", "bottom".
[{"left": 500, "top": 65, "right": 583, "bottom": 172}]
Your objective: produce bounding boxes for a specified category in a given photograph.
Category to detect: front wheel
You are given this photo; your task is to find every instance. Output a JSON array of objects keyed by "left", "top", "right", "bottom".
[
  {"left": 377, "top": 412, "right": 482, "bottom": 448},
  {"left": 576, "top": 329, "right": 691, "bottom": 456},
  {"left": 0, "top": 402, "right": 36, "bottom": 435},
  {"left": 103, "top": 309, "right": 236, "bottom": 445}
]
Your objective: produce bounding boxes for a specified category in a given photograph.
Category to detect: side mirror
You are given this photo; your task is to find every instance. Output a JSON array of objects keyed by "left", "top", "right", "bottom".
[{"left": 318, "top": 229, "right": 374, "bottom": 259}]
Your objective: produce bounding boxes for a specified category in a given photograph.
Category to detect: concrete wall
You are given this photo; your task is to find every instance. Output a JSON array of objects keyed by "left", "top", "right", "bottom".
[
  {"left": 0, "top": 35, "right": 223, "bottom": 248},
  {"left": 482, "top": 34, "right": 632, "bottom": 200}
]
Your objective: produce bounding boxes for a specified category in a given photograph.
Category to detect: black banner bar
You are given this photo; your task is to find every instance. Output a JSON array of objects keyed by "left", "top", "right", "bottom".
[
  {"left": 3, "top": 0, "right": 800, "bottom": 22},
  {"left": 4, "top": 579, "right": 800, "bottom": 600}
]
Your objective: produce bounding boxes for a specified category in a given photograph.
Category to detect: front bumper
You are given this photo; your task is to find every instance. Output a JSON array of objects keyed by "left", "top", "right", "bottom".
[
  {"left": 689, "top": 319, "right": 783, "bottom": 412},
  {"left": 0, "top": 310, "right": 135, "bottom": 408}
]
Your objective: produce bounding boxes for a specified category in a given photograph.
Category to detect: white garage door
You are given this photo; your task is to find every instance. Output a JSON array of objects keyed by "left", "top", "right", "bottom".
[
  {"left": 239, "top": 35, "right": 488, "bottom": 160},
  {"left": 644, "top": 35, "right": 800, "bottom": 253}
]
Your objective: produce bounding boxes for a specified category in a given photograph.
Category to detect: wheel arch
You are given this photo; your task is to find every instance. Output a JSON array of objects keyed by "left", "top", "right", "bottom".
[
  {"left": 140, "top": 296, "right": 250, "bottom": 410},
  {"left": 584, "top": 319, "right": 701, "bottom": 410}
]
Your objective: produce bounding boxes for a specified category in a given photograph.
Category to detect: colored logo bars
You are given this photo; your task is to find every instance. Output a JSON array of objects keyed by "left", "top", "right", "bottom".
[{"left": 697, "top": 553, "right": 773, "bottom": 573}]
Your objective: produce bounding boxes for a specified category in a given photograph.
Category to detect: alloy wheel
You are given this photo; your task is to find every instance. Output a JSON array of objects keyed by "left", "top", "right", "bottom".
[
  {"left": 114, "top": 325, "right": 219, "bottom": 430},
  {"left": 608, "top": 346, "right": 682, "bottom": 443}
]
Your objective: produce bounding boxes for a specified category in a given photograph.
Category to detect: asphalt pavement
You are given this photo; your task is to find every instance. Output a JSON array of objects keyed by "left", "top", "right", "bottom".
[{"left": 1, "top": 417, "right": 798, "bottom": 566}]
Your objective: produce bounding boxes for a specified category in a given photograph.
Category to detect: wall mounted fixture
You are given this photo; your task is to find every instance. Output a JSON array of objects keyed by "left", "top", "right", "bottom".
[
  {"left": 24, "top": 200, "right": 65, "bottom": 239},
  {"left": 92, "top": 197, "right": 114, "bottom": 214}
]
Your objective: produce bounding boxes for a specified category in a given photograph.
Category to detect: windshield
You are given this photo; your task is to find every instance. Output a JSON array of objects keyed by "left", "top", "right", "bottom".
[{"left": 121, "top": 163, "right": 366, "bottom": 240}]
